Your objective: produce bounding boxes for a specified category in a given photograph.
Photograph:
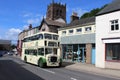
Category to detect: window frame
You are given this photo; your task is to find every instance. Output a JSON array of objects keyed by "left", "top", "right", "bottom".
[
  {"left": 76, "top": 28, "right": 82, "bottom": 33},
  {"left": 110, "top": 19, "right": 119, "bottom": 32},
  {"left": 62, "top": 31, "right": 66, "bottom": 35},
  {"left": 69, "top": 29, "right": 74, "bottom": 34},
  {"left": 85, "top": 27, "right": 92, "bottom": 32},
  {"left": 105, "top": 43, "right": 120, "bottom": 62}
]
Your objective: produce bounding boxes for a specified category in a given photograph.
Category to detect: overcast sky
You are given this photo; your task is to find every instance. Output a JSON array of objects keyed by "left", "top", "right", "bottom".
[{"left": 0, "top": 0, "right": 113, "bottom": 44}]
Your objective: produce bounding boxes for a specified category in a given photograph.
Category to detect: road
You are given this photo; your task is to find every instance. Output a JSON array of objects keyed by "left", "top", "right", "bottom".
[{"left": 0, "top": 56, "right": 119, "bottom": 80}]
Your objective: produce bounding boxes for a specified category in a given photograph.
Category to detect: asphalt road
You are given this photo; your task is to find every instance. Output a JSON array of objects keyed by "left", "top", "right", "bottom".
[{"left": 0, "top": 56, "right": 119, "bottom": 80}]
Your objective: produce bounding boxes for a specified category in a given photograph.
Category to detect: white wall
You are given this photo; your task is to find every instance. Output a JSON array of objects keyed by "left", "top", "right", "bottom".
[
  {"left": 96, "top": 11, "right": 120, "bottom": 68},
  {"left": 58, "top": 24, "right": 95, "bottom": 37}
]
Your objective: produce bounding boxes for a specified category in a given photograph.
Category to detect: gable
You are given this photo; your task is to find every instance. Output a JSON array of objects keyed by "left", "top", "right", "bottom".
[{"left": 40, "top": 23, "right": 49, "bottom": 32}]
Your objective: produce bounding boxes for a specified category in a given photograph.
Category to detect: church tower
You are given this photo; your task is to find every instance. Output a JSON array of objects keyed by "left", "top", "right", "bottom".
[{"left": 46, "top": 0, "right": 66, "bottom": 22}]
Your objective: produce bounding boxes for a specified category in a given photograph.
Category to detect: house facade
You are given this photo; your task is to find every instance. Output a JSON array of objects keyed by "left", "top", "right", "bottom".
[
  {"left": 96, "top": 0, "right": 120, "bottom": 69},
  {"left": 58, "top": 16, "right": 96, "bottom": 64},
  {"left": 17, "top": 25, "right": 39, "bottom": 56},
  {"left": 0, "top": 40, "right": 11, "bottom": 51}
]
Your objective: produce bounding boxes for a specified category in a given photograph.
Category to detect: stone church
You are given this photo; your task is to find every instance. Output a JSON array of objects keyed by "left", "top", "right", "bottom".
[{"left": 39, "top": 1, "right": 66, "bottom": 33}]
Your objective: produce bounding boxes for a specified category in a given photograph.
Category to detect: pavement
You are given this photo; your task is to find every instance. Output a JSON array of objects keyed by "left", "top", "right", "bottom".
[{"left": 64, "top": 61, "right": 120, "bottom": 79}]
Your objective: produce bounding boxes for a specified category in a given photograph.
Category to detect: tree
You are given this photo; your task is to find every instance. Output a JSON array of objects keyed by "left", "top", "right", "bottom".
[
  {"left": 80, "top": 4, "right": 108, "bottom": 19},
  {"left": 11, "top": 44, "right": 17, "bottom": 49}
]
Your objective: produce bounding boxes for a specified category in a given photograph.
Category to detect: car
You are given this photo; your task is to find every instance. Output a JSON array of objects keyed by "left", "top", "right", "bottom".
[{"left": 0, "top": 53, "right": 3, "bottom": 57}]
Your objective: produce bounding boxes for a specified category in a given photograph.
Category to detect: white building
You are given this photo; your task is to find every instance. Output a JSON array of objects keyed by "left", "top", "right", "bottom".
[
  {"left": 96, "top": 0, "right": 120, "bottom": 69},
  {"left": 58, "top": 15, "right": 96, "bottom": 64}
]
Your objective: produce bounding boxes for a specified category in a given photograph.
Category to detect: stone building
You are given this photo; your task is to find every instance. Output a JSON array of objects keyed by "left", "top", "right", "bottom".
[
  {"left": 39, "top": 1, "right": 66, "bottom": 33},
  {"left": 0, "top": 40, "right": 11, "bottom": 51}
]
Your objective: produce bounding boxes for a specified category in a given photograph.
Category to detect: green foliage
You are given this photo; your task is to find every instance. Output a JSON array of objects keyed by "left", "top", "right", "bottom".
[
  {"left": 80, "top": 4, "right": 108, "bottom": 19},
  {"left": 11, "top": 44, "right": 17, "bottom": 49}
]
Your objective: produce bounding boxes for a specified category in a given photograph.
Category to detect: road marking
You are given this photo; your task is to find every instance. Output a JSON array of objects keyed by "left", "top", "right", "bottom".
[
  {"left": 41, "top": 68, "right": 55, "bottom": 74},
  {"left": 70, "top": 77, "right": 77, "bottom": 80}
]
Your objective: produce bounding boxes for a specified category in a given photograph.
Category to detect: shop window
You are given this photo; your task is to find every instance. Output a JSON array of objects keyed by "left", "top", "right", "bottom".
[
  {"left": 106, "top": 43, "right": 120, "bottom": 61},
  {"left": 110, "top": 20, "right": 119, "bottom": 31}
]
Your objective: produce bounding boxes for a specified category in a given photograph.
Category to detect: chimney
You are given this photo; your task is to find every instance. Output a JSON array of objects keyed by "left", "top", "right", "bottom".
[
  {"left": 71, "top": 12, "right": 79, "bottom": 22},
  {"left": 29, "top": 24, "right": 32, "bottom": 29}
]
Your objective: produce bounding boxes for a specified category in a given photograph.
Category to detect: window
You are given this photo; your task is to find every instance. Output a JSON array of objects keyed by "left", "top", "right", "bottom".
[
  {"left": 76, "top": 28, "right": 82, "bottom": 33},
  {"left": 38, "top": 34, "right": 43, "bottom": 39},
  {"left": 38, "top": 48, "right": 44, "bottom": 55},
  {"left": 85, "top": 27, "right": 91, "bottom": 32},
  {"left": 42, "top": 28, "right": 45, "bottom": 31},
  {"left": 45, "top": 48, "right": 53, "bottom": 54},
  {"left": 32, "top": 50, "right": 37, "bottom": 55},
  {"left": 62, "top": 31, "right": 66, "bottom": 35},
  {"left": 106, "top": 43, "right": 120, "bottom": 61},
  {"left": 48, "top": 42, "right": 57, "bottom": 47},
  {"left": 53, "top": 35, "right": 58, "bottom": 40},
  {"left": 69, "top": 30, "right": 73, "bottom": 34},
  {"left": 25, "top": 50, "right": 29, "bottom": 54},
  {"left": 110, "top": 20, "right": 119, "bottom": 31},
  {"left": 44, "top": 33, "right": 52, "bottom": 39}
]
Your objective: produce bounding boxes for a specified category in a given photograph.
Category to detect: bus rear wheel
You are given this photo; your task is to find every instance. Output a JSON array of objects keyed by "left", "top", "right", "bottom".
[{"left": 24, "top": 56, "right": 27, "bottom": 63}]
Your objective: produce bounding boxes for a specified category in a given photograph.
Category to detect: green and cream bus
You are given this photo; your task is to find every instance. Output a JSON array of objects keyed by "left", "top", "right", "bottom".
[{"left": 21, "top": 32, "right": 62, "bottom": 68}]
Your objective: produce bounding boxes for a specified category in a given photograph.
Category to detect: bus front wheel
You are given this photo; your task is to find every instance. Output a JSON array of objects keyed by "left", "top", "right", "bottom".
[{"left": 38, "top": 59, "right": 44, "bottom": 68}]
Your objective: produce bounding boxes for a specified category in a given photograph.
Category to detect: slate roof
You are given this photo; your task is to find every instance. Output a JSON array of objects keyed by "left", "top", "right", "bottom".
[
  {"left": 0, "top": 40, "right": 11, "bottom": 44},
  {"left": 59, "top": 16, "right": 95, "bottom": 30},
  {"left": 97, "top": 0, "right": 120, "bottom": 16},
  {"left": 42, "top": 19, "right": 66, "bottom": 27}
]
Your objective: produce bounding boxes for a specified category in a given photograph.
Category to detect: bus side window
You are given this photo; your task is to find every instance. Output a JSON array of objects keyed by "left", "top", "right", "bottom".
[
  {"left": 38, "top": 48, "right": 44, "bottom": 56},
  {"left": 25, "top": 50, "right": 28, "bottom": 54},
  {"left": 33, "top": 50, "right": 37, "bottom": 56},
  {"left": 39, "top": 34, "right": 43, "bottom": 39}
]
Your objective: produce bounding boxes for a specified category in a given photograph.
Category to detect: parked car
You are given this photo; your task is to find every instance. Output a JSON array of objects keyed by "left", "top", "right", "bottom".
[{"left": 0, "top": 53, "right": 3, "bottom": 57}]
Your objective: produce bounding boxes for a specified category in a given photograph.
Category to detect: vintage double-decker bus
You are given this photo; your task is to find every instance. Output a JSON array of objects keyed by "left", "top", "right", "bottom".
[{"left": 21, "top": 32, "right": 62, "bottom": 68}]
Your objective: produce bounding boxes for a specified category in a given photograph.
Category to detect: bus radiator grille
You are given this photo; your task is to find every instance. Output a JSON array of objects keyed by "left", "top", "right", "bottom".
[{"left": 50, "top": 56, "right": 57, "bottom": 62}]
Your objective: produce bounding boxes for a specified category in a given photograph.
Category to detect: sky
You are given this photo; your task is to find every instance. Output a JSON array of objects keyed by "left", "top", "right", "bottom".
[{"left": 0, "top": 0, "right": 113, "bottom": 44}]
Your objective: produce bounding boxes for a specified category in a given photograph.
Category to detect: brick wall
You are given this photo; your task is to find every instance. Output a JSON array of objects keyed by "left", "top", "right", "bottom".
[{"left": 86, "top": 43, "right": 92, "bottom": 64}]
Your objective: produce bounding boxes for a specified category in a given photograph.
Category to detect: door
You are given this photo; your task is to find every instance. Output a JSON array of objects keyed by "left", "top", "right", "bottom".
[{"left": 92, "top": 48, "right": 96, "bottom": 64}]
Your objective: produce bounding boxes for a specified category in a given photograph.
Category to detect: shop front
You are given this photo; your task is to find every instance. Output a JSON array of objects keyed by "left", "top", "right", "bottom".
[
  {"left": 62, "top": 44, "right": 86, "bottom": 63},
  {"left": 60, "top": 33, "right": 95, "bottom": 64}
]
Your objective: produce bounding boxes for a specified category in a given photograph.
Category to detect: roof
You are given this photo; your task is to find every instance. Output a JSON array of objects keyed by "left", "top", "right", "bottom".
[
  {"left": 59, "top": 16, "right": 95, "bottom": 30},
  {"left": 97, "top": 0, "right": 120, "bottom": 16},
  {"left": 0, "top": 40, "right": 11, "bottom": 45},
  {"left": 41, "top": 19, "right": 66, "bottom": 27}
]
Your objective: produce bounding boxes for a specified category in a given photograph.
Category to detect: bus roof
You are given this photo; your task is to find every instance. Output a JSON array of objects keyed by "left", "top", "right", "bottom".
[{"left": 24, "top": 32, "right": 58, "bottom": 39}]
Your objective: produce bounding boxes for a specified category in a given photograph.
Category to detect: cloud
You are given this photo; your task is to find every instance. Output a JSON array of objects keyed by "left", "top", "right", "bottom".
[
  {"left": 27, "top": 18, "right": 40, "bottom": 24},
  {"left": 22, "top": 13, "right": 32, "bottom": 17},
  {"left": 5, "top": 28, "right": 22, "bottom": 41},
  {"left": 72, "top": 8, "right": 88, "bottom": 17},
  {"left": 0, "top": 36, "right": 1, "bottom": 39},
  {"left": 67, "top": 7, "right": 88, "bottom": 17},
  {"left": 23, "top": 25, "right": 29, "bottom": 30},
  {"left": 22, "top": 12, "right": 44, "bottom": 27}
]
